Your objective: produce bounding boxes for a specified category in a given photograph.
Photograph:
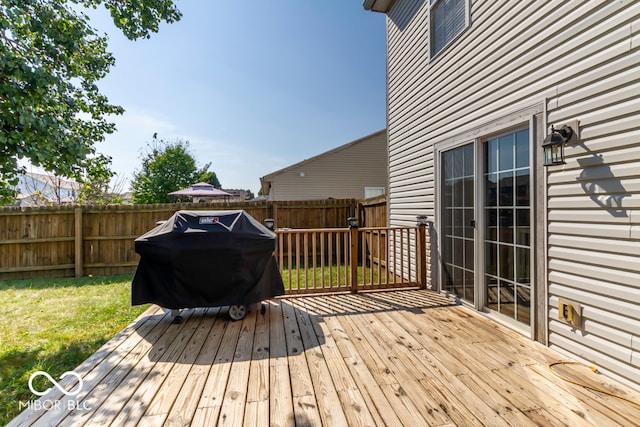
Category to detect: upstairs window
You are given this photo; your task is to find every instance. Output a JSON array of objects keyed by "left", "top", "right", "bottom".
[{"left": 430, "top": 0, "right": 469, "bottom": 57}]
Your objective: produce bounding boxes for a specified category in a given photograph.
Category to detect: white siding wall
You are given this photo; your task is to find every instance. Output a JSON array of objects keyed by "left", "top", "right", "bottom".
[
  {"left": 267, "top": 130, "right": 388, "bottom": 201},
  {"left": 386, "top": 0, "right": 639, "bottom": 390}
]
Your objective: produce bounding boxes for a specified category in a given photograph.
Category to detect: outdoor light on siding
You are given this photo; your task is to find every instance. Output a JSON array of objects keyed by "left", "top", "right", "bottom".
[
  {"left": 416, "top": 215, "right": 429, "bottom": 226},
  {"left": 347, "top": 216, "right": 358, "bottom": 228},
  {"left": 542, "top": 125, "right": 575, "bottom": 166},
  {"left": 264, "top": 218, "right": 275, "bottom": 231}
]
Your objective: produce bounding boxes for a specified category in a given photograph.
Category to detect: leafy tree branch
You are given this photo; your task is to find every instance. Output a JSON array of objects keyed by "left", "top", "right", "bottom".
[{"left": 0, "top": 0, "right": 181, "bottom": 205}]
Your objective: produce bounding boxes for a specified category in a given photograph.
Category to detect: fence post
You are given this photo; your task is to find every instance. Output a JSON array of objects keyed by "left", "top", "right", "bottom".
[
  {"left": 75, "top": 207, "right": 83, "bottom": 278},
  {"left": 272, "top": 202, "right": 278, "bottom": 229},
  {"left": 348, "top": 217, "right": 359, "bottom": 293}
]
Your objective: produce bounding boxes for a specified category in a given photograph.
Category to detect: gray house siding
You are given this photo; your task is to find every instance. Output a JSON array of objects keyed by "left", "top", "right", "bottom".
[
  {"left": 383, "top": 0, "right": 639, "bottom": 390},
  {"left": 261, "top": 130, "right": 388, "bottom": 201}
]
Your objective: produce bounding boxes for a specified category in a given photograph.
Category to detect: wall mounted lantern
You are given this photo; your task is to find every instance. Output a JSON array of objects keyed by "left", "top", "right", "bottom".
[
  {"left": 416, "top": 215, "right": 429, "bottom": 226},
  {"left": 542, "top": 125, "right": 575, "bottom": 166},
  {"left": 264, "top": 218, "right": 275, "bottom": 231},
  {"left": 347, "top": 216, "right": 358, "bottom": 229}
]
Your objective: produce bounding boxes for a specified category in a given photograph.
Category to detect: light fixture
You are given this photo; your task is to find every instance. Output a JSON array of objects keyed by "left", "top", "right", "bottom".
[
  {"left": 542, "top": 125, "right": 575, "bottom": 166},
  {"left": 416, "top": 215, "right": 429, "bottom": 226},
  {"left": 347, "top": 216, "right": 358, "bottom": 228},
  {"left": 264, "top": 218, "right": 275, "bottom": 231}
]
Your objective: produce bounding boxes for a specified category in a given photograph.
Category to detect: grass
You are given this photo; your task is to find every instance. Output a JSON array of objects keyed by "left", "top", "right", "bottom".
[
  {"left": 0, "top": 275, "right": 149, "bottom": 425},
  {"left": 280, "top": 263, "right": 389, "bottom": 290}
]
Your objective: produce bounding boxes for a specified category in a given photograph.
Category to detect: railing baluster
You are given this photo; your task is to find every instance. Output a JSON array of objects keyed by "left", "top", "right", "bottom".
[
  {"left": 287, "top": 232, "right": 292, "bottom": 292},
  {"left": 278, "top": 232, "right": 283, "bottom": 275},
  {"left": 320, "top": 231, "right": 325, "bottom": 290},
  {"left": 376, "top": 230, "right": 382, "bottom": 286},
  {"left": 343, "top": 230, "right": 349, "bottom": 289},
  {"left": 400, "top": 229, "right": 405, "bottom": 285},
  {"left": 407, "top": 229, "right": 411, "bottom": 285},
  {"left": 312, "top": 232, "right": 317, "bottom": 290},
  {"left": 303, "top": 232, "right": 308, "bottom": 290},
  {"left": 295, "top": 233, "right": 300, "bottom": 291},
  {"left": 393, "top": 230, "right": 397, "bottom": 286},
  {"left": 362, "top": 231, "right": 373, "bottom": 285},
  {"left": 328, "top": 232, "right": 333, "bottom": 289}
]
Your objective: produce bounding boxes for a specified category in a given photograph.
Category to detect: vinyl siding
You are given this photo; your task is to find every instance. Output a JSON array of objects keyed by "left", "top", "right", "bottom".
[
  {"left": 263, "top": 130, "right": 388, "bottom": 201},
  {"left": 385, "top": 0, "right": 639, "bottom": 390}
]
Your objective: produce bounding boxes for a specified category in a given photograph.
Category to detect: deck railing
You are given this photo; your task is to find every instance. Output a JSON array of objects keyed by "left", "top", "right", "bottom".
[{"left": 276, "top": 225, "right": 429, "bottom": 295}]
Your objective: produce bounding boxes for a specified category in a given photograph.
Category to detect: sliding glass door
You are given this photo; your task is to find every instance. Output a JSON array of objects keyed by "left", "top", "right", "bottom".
[{"left": 440, "top": 128, "right": 532, "bottom": 327}]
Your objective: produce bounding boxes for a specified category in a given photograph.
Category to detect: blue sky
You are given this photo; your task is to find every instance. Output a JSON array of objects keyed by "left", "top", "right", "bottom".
[{"left": 87, "top": 1, "right": 387, "bottom": 194}]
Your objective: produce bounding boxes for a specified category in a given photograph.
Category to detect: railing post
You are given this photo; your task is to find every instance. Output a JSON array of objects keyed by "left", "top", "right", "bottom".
[
  {"left": 75, "top": 207, "right": 83, "bottom": 278},
  {"left": 264, "top": 218, "right": 276, "bottom": 258},
  {"left": 348, "top": 217, "right": 359, "bottom": 293},
  {"left": 416, "top": 215, "right": 429, "bottom": 289}
]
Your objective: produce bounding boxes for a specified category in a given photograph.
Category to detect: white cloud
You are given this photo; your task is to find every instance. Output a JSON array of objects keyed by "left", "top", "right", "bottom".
[
  {"left": 96, "top": 108, "right": 177, "bottom": 186},
  {"left": 115, "top": 110, "right": 176, "bottom": 134}
]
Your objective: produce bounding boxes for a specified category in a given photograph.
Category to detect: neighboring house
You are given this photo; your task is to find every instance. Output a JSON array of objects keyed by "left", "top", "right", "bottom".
[
  {"left": 260, "top": 129, "right": 388, "bottom": 201},
  {"left": 222, "top": 189, "right": 248, "bottom": 201},
  {"left": 120, "top": 191, "right": 134, "bottom": 204},
  {"left": 14, "top": 172, "right": 79, "bottom": 206},
  {"left": 364, "top": 1, "right": 639, "bottom": 390}
]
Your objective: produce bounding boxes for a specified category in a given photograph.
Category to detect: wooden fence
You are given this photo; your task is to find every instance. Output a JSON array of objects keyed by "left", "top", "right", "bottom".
[
  {"left": 358, "top": 194, "right": 387, "bottom": 228},
  {"left": 0, "top": 197, "right": 388, "bottom": 280}
]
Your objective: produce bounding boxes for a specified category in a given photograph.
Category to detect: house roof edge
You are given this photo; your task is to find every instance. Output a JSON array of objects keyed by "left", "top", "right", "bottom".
[
  {"left": 260, "top": 129, "right": 387, "bottom": 182},
  {"left": 363, "top": 0, "right": 397, "bottom": 13}
]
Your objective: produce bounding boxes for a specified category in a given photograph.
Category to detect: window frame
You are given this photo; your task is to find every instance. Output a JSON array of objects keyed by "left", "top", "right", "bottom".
[
  {"left": 433, "top": 105, "right": 544, "bottom": 339},
  {"left": 429, "top": 0, "right": 471, "bottom": 59}
]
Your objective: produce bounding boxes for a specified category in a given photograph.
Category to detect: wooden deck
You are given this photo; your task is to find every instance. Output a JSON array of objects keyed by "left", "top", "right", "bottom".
[{"left": 10, "top": 289, "right": 640, "bottom": 426}]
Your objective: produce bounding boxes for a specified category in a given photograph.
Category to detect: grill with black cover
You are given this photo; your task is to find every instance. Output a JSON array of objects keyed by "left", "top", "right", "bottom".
[{"left": 132, "top": 210, "right": 284, "bottom": 320}]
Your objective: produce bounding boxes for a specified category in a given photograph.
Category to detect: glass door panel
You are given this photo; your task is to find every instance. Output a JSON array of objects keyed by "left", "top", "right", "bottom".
[
  {"left": 484, "top": 129, "right": 531, "bottom": 326},
  {"left": 441, "top": 143, "right": 475, "bottom": 304}
]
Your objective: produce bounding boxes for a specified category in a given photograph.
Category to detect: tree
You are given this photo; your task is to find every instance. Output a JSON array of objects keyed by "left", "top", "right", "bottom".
[
  {"left": 76, "top": 153, "right": 124, "bottom": 205},
  {"left": 198, "top": 169, "right": 221, "bottom": 189},
  {"left": 0, "top": 0, "right": 181, "bottom": 205},
  {"left": 131, "top": 135, "right": 220, "bottom": 204},
  {"left": 245, "top": 189, "right": 255, "bottom": 200}
]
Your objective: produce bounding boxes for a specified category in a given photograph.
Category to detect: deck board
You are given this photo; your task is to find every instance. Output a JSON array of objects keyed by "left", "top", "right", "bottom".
[
  {"left": 267, "top": 300, "right": 295, "bottom": 427},
  {"left": 9, "top": 289, "right": 640, "bottom": 427},
  {"left": 243, "top": 302, "right": 270, "bottom": 426}
]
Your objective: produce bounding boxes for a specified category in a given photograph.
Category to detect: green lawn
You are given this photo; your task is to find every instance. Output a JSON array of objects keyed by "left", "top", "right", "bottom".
[
  {"left": 0, "top": 275, "right": 149, "bottom": 425},
  {"left": 280, "top": 263, "right": 389, "bottom": 290}
]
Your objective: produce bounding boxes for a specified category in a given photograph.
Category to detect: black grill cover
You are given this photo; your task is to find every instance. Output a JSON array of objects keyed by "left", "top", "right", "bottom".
[{"left": 132, "top": 210, "right": 285, "bottom": 309}]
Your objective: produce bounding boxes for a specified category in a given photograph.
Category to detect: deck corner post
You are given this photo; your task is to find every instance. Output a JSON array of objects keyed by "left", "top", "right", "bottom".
[
  {"left": 418, "top": 225, "right": 427, "bottom": 288},
  {"left": 416, "top": 215, "right": 429, "bottom": 289}
]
